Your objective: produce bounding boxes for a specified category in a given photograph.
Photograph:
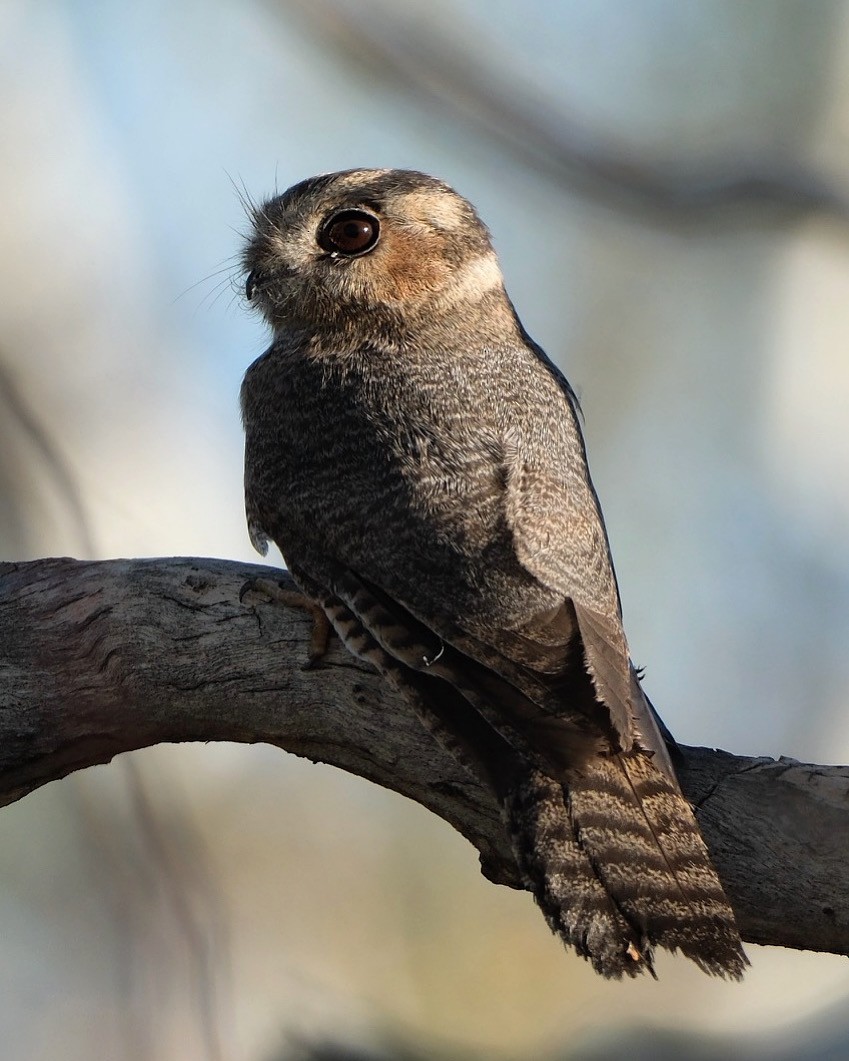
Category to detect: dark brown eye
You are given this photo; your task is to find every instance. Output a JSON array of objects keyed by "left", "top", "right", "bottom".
[{"left": 318, "top": 209, "right": 380, "bottom": 257}]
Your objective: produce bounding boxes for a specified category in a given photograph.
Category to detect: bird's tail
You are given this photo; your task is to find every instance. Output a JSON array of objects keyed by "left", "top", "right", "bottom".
[
  {"left": 315, "top": 566, "right": 747, "bottom": 978},
  {"left": 505, "top": 754, "right": 748, "bottom": 979}
]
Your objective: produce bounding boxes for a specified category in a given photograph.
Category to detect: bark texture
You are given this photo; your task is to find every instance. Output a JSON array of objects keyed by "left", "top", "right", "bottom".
[{"left": 1, "top": 556, "right": 846, "bottom": 955}]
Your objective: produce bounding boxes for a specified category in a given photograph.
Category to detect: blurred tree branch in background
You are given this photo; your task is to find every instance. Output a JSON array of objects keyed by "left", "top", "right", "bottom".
[
  {"left": 0, "top": 361, "right": 95, "bottom": 557},
  {"left": 283, "top": 0, "right": 849, "bottom": 226},
  {"left": 2, "top": 555, "right": 848, "bottom": 961}
]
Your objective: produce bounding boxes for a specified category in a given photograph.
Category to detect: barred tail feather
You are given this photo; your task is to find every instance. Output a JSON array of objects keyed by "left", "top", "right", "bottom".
[
  {"left": 505, "top": 769, "right": 651, "bottom": 978},
  {"left": 507, "top": 757, "right": 748, "bottom": 979},
  {"left": 570, "top": 752, "right": 748, "bottom": 978}
]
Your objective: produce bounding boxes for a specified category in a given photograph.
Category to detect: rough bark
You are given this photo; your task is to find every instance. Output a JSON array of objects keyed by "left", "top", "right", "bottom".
[{"left": 1, "top": 556, "right": 847, "bottom": 956}]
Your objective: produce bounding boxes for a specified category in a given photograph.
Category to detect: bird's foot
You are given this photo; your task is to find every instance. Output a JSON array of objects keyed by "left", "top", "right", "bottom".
[{"left": 242, "top": 578, "right": 333, "bottom": 668}]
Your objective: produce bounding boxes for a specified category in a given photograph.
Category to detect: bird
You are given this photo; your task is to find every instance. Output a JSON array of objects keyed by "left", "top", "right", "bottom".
[{"left": 239, "top": 167, "right": 747, "bottom": 979}]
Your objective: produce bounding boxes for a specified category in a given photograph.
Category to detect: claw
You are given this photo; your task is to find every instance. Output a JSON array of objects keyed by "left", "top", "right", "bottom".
[{"left": 242, "top": 578, "right": 333, "bottom": 668}]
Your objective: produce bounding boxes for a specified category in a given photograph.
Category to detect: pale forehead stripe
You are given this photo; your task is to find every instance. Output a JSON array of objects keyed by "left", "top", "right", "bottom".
[
  {"left": 335, "top": 168, "right": 393, "bottom": 190},
  {"left": 396, "top": 189, "right": 469, "bottom": 231}
]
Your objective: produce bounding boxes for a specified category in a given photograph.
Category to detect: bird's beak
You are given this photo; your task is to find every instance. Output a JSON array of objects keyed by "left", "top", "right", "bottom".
[{"left": 245, "top": 270, "right": 263, "bottom": 302}]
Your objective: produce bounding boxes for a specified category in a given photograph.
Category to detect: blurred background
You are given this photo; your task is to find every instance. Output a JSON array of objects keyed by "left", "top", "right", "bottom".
[{"left": 3, "top": 0, "right": 849, "bottom": 1057}]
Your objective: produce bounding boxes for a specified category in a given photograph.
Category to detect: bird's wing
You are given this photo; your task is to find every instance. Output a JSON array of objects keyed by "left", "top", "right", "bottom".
[
  {"left": 499, "top": 400, "right": 640, "bottom": 751},
  {"left": 489, "top": 333, "right": 683, "bottom": 776}
]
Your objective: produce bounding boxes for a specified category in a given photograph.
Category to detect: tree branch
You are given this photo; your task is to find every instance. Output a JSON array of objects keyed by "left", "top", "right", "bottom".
[{"left": 1, "top": 557, "right": 847, "bottom": 955}]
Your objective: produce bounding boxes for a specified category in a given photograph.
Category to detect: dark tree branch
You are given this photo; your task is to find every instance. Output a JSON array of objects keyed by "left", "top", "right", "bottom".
[{"left": 1, "top": 556, "right": 847, "bottom": 955}]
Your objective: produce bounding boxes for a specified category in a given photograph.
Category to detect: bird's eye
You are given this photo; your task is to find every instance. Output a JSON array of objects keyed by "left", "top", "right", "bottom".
[{"left": 318, "top": 209, "right": 380, "bottom": 257}]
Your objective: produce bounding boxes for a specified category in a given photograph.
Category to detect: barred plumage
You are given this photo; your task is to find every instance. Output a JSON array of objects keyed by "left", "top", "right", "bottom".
[{"left": 240, "top": 168, "right": 748, "bottom": 979}]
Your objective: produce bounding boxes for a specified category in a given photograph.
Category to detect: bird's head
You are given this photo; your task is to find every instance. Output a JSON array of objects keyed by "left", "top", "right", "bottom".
[{"left": 242, "top": 168, "right": 507, "bottom": 339}]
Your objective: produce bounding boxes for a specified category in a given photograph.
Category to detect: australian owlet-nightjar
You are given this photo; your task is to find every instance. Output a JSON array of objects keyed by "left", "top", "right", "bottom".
[{"left": 240, "top": 168, "right": 747, "bottom": 979}]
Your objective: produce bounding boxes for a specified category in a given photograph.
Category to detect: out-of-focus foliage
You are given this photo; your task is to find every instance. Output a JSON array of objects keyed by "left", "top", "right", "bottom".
[{"left": 3, "top": 1, "right": 849, "bottom": 1058}]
